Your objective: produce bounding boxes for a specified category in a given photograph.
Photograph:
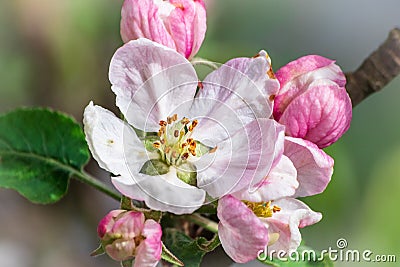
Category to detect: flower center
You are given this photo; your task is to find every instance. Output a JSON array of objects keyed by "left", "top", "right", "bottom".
[
  {"left": 152, "top": 114, "right": 199, "bottom": 166},
  {"left": 243, "top": 200, "right": 281, "bottom": 218}
]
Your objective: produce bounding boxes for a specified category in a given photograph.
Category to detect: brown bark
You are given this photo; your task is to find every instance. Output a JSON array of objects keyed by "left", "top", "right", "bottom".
[{"left": 346, "top": 28, "right": 400, "bottom": 107}]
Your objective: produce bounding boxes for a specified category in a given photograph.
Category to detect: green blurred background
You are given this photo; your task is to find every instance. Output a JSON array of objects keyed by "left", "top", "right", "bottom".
[{"left": 0, "top": 0, "right": 399, "bottom": 266}]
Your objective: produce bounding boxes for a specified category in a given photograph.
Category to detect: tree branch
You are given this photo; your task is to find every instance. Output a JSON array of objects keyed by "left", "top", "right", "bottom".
[{"left": 346, "top": 28, "right": 400, "bottom": 107}]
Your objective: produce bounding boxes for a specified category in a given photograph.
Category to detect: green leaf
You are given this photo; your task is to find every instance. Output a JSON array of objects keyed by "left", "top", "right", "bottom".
[
  {"left": 258, "top": 245, "right": 334, "bottom": 267},
  {"left": 0, "top": 108, "right": 90, "bottom": 204},
  {"left": 162, "top": 229, "right": 219, "bottom": 267}
]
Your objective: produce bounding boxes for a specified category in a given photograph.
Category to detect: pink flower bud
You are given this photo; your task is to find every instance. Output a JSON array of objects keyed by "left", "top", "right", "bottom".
[
  {"left": 98, "top": 210, "right": 162, "bottom": 266},
  {"left": 273, "top": 55, "right": 352, "bottom": 148},
  {"left": 120, "top": 0, "right": 207, "bottom": 59}
]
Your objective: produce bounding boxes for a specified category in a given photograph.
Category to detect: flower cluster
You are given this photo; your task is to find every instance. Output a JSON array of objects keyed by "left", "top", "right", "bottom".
[{"left": 87, "top": 0, "right": 352, "bottom": 265}]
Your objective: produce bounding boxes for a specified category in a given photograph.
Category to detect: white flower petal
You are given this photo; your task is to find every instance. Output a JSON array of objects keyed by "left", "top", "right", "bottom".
[
  {"left": 197, "top": 118, "right": 279, "bottom": 198},
  {"left": 232, "top": 155, "right": 298, "bottom": 202},
  {"left": 83, "top": 102, "right": 151, "bottom": 177},
  {"left": 266, "top": 198, "right": 322, "bottom": 252},
  {"left": 187, "top": 51, "right": 279, "bottom": 144},
  {"left": 112, "top": 168, "right": 206, "bottom": 215},
  {"left": 109, "top": 38, "right": 199, "bottom": 132}
]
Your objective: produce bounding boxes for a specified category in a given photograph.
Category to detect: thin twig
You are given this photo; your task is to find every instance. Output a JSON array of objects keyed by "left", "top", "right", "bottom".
[{"left": 346, "top": 28, "right": 400, "bottom": 107}]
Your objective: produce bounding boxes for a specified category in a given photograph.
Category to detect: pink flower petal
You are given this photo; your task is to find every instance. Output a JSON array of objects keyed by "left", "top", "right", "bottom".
[
  {"left": 274, "top": 55, "right": 346, "bottom": 121},
  {"left": 120, "top": 0, "right": 176, "bottom": 48},
  {"left": 109, "top": 38, "right": 198, "bottom": 132},
  {"left": 167, "top": 0, "right": 207, "bottom": 59},
  {"left": 279, "top": 80, "right": 352, "bottom": 148},
  {"left": 267, "top": 198, "right": 322, "bottom": 252},
  {"left": 97, "top": 210, "right": 125, "bottom": 238},
  {"left": 134, "top": 219, "right": 162, "bottom": 267},
  {"left": 106, "top": 239, "right": 137, "bottom": 261},
  {"left": 111, "top": 211, "right": 145, "bottom": 238},
  {"left": 217, "top": 195, "right": 268, "bottom": 263},
  {"left": 284, "top": 137, "right": 334, "bottom": 197}
]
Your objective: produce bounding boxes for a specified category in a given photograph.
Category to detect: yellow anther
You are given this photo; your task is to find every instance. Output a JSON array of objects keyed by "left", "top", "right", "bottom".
[
  {"left": 167, "top": 116, "right": 173, "bottom": 124},
  {"left": 181, "top": 117, "right": 190, "bottom": 125},
  {"left": 243, "top": 200, "right": 275, "bottom": 218},
  {"left": 188, "top": 120, "right": 198, "bottom": 132}
]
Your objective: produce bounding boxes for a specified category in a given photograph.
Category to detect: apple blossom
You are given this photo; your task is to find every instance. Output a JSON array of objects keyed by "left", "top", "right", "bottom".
[
  {"left": 97, "top": 210, "right": 162, "bottom": 267},
  {"left": 120, "top": 0, "right": 207, "bottom": 59},
  {"left": 273, "top": 55, "right": 352, "bottom": 148},
  {"left": 84, "top": 38, "right": 283, "bottom": 214},
  {"left": 217, "top": 136, "right": 333, "bottom": 263}
]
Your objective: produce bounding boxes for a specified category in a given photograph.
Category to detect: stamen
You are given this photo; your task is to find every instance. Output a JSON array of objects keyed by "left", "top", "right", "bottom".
[
  {"left": 153, "top": 115, "right": 202, "bottom": 165},
  {"left": 153, "top": 141, "right": 161, "bottom": 149},
  {"left": 272, "top": 205, "right": 281, "bottom": 213},
  {"left": 167, "top": 116, "right": 173, "bottom": 124},
  {"left": 209, "top": 146, "right": 218, "bottom": 153},
  {"left": 181, "top": 117, "right": 190, "bottom": 125},
  {"left": 188, "top": 120, "right": 198, "bottom": 132},
  {"left": 243, "top": 200, "right": 276, "bottom": 218}
]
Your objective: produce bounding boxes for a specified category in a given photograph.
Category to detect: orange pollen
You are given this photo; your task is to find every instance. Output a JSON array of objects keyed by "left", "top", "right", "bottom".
[
  {"left": 181, "top": 117, "right": 190, "bottom": 124},
  {"left": 272, "top": 205, "right": 281, "bottom": 213},
  {"left": 198, "top": 81, "right": 204, "bottom": 89},
  {"left": 159, "top": 120, "right": 167, "bottom": 127},
  {"left": 153, "top": 141, "right": 161, "bottom": 149}
]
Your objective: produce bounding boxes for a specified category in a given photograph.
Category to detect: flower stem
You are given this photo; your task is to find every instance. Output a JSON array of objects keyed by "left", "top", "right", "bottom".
[
  {"left": 72, "top": 170, "right": 121, "bottom": 201},
  {"left": 185, "top": 213, "right": 218, "bottom": 234},
  {"left": 191, "top": 57, "right": 220, "bottom": 70}
]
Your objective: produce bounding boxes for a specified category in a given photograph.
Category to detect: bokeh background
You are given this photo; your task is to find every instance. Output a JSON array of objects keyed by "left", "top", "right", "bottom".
[{"left": 1, "top": 0, "right": 399, "bottom": 266}]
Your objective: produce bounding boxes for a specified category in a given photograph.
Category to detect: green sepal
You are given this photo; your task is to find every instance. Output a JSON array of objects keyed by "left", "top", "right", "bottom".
[
  {"left": 176, "top": 162, "right": 197, "bottom": 186},
  {"left": 139, "top": 159, "right": 169, "bottom": 176},
  {"left": 161, "top": 242, "right": 184, "bottom": 266}
]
